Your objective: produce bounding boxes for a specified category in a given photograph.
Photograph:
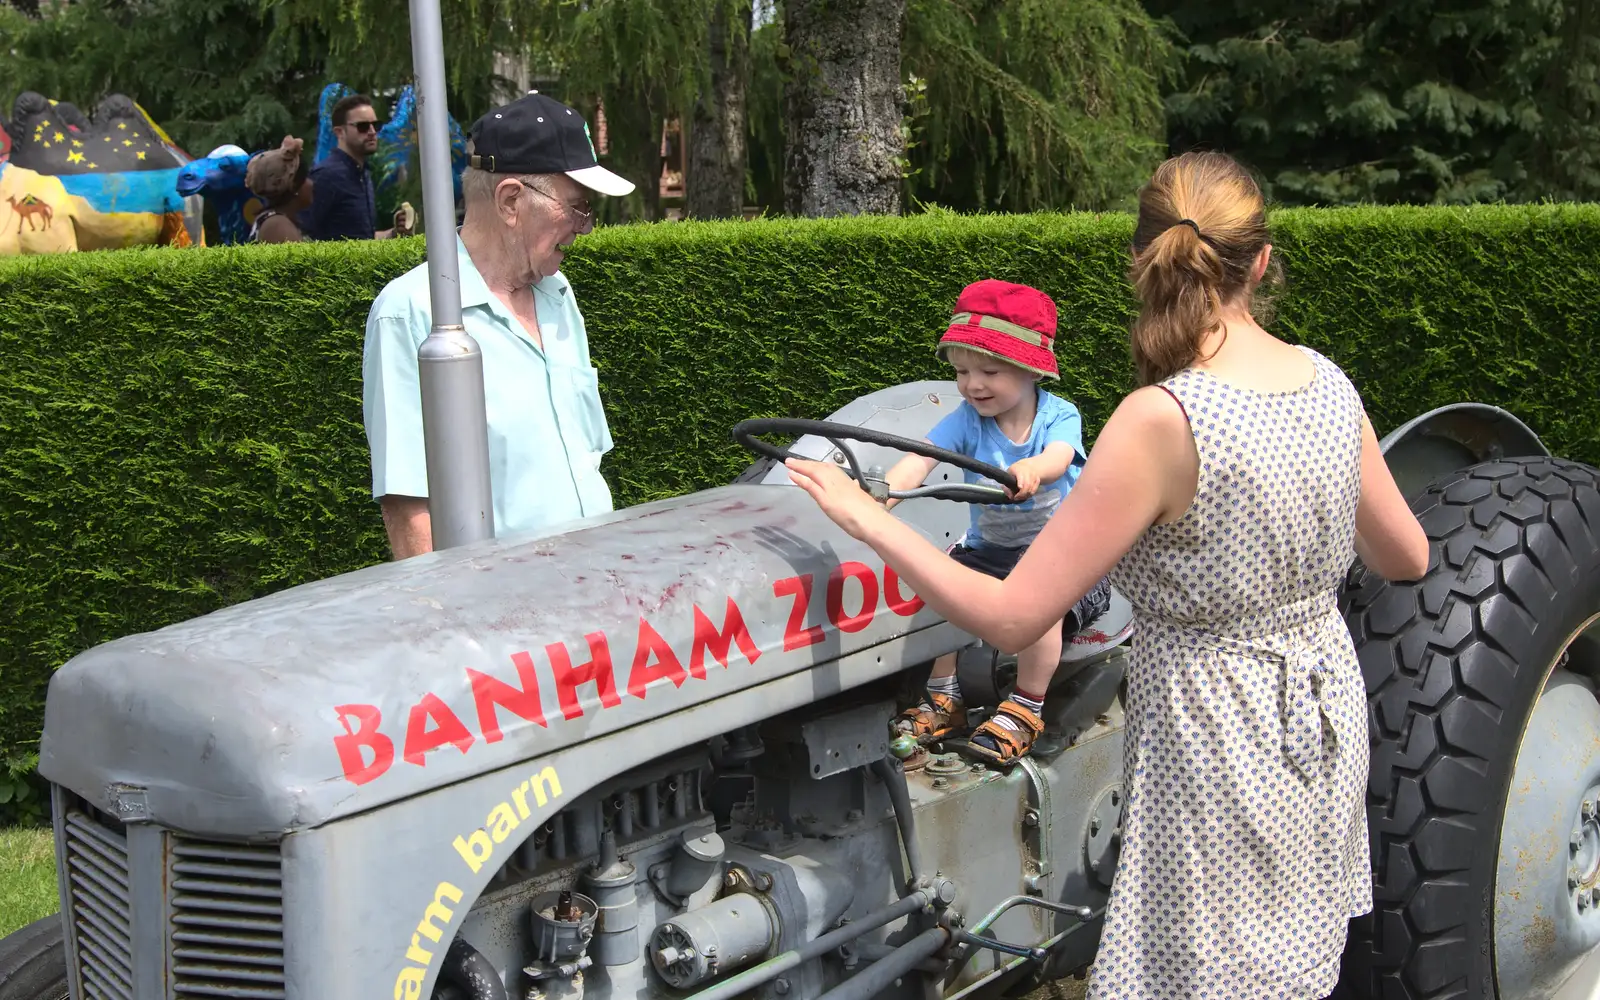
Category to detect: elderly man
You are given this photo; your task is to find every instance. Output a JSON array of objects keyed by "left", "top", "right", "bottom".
[{"left": 362, "top": 92, "right": 635, "bottom": 559}]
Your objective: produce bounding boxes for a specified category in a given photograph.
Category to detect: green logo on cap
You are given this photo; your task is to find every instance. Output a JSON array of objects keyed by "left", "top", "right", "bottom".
[{"left": 584, "top": 121, "right": 597, "bottom": 161}]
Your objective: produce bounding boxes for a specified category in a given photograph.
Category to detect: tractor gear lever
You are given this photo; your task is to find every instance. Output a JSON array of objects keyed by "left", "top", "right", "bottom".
[{"left": 952, "top": 929, "right": 1048, "bottom": 964}]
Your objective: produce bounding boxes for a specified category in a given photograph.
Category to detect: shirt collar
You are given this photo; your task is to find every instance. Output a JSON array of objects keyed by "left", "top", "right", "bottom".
[
  {"left": 332, "top": 147, "right": 367, "bottom": 174},
  {"left": 456, "top": 234, "right": 493, "bottom": 310}
]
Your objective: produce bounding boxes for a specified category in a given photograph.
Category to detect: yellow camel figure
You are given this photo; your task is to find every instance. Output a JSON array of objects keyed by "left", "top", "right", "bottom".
[{"left": 0, "top": 162, "right": 77, "bottom": 254}]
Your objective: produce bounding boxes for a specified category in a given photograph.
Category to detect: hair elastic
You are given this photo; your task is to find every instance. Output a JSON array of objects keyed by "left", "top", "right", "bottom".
[{"left": 1172, "top": 218, "right": 1202, "bottom": 236}]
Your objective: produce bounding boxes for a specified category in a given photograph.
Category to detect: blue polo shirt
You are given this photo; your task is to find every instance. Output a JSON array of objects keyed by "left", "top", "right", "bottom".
[
  {"left": 362, "top": 235, "right": 615, "bottom": 537},
  {"left": 303, "top": 148, "right": 376, "bottom": 241},
  {"left": 925, "top": 388, "right": 1086, "bottom": 550}
]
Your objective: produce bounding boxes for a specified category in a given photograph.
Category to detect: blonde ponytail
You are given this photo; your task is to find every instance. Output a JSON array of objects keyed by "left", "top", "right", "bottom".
[{"left": 1127, "top": 152, "right": 1277, "bottom": 386}]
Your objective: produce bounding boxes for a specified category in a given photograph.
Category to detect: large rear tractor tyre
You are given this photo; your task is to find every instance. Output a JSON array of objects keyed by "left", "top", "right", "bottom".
[
  {"left": 0, "top": 915, "right": 68, "bottom": 1000},
  {"left": 1338, "top": 457, "right": 1600, "bottom": 999}
]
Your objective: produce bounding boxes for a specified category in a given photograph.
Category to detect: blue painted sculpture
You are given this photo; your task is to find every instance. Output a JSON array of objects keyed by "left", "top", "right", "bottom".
[{"left": 178, "top": 84, "right": 470, "bottom": 245}]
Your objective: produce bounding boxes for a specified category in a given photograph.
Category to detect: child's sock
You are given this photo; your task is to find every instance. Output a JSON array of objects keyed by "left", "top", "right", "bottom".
[
  {"left": 926, "top": 673, "right": 961, "bottom": 702},
  {"left": 895, "top": 672, "right": 965, "bottom": 735},
  {"left": 986, "top": 686, "right": 1045, "bottom": 735},
  {"left": 971, "top": 686, "right": 1046, "bottom": 755}
]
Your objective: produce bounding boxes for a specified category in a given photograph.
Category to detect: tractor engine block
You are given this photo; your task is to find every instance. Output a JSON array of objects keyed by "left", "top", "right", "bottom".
[{"left": 433, "top": 676, "right": 1125, "bottom": 1000}]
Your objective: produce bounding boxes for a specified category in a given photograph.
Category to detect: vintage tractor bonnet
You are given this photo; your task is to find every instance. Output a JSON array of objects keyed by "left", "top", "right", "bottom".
[{"left": 38, "top": 484, "right": 951, "bottom": 838}]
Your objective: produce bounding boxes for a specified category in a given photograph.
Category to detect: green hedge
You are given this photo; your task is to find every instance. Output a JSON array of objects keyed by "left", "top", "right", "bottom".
[{"left": 1, "top": 205, "right": 1597, "bottom": 762}]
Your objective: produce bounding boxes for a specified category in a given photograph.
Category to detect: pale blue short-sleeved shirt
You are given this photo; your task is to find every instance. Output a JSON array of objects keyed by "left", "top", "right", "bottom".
[
  {"left": 925, "top": 388, "right": 1086, "bottom": 550},
  {"left": 362, "top": 235, "right": 614, "bottom": 538}
]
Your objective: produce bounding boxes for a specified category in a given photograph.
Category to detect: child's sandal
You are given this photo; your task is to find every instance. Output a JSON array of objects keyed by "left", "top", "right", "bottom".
[
  {"left": 966, "top": 698, "right": 1045, "bottom": 766},
  {"left": 893, "top": 691, "right": 967, "bottom": 743}
]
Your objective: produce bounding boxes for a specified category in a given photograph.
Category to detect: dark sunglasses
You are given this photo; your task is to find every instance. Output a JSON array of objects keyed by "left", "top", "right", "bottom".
[{"left": 344, "top": 121, "right": 378, "bottom": 134}]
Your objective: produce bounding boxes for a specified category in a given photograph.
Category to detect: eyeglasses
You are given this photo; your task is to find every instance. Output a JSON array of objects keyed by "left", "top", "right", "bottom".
[
  {"left": 518, "top": 180, "right": 593, "bottom": 228},
  {"left": 343, "top": 121, "right": 378, "bottom": 134}
]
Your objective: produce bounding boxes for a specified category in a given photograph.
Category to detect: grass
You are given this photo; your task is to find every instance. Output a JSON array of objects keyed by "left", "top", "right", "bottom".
[{"left": 0, "top": 826, "right": 59, "bottom": 938}]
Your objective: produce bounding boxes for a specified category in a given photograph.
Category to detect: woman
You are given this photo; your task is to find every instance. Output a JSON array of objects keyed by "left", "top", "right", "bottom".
[
  {"left": 786, "top": 151, "right": 1430, "bottom": 997},
  {"left": 244, "top": 136, "right": 313, "bottom": 243}
]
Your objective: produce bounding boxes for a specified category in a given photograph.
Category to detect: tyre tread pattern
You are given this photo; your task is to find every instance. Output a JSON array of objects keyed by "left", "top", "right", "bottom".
[
  {"left": 0, "top": 913, "right": 69, "bottom": 1000},
  {"left": 1338, "top": 457, "right": 1600, "bottom": 999}
]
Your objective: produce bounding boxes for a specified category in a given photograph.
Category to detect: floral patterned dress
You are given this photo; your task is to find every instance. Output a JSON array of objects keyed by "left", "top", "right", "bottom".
[{"left": 1092, "top": 346, "right": 1373, "bottom": 998}]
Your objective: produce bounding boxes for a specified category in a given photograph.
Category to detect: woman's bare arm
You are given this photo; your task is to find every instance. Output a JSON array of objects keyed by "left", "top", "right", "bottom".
[
  {"left": 787, "top": 387, "right": 1195, "bottom": 652},
  {"left": 1353, "top": 415, "right": 1431, "bottom": 580}
]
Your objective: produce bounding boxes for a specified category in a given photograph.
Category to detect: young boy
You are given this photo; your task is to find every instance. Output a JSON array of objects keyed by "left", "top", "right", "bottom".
[{"left": 882, "top": 278, "right": 1112, "bottom": 766}]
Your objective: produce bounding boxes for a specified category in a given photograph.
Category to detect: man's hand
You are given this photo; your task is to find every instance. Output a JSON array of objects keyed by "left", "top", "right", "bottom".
[
  {"left": 380, "top": 495, "right": 433, "bottom": 559},
  {"left": 1007, "top": 458, "right": 1043, "bottom": 500}
]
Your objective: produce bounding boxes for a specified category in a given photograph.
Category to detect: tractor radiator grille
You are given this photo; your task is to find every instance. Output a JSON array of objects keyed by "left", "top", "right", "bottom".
[
  {"left": 61, "top": 807, "right": 134, "bottom": 1000},
  {"left": 169, "top": 839, "right": 286, "bottom": 999}
]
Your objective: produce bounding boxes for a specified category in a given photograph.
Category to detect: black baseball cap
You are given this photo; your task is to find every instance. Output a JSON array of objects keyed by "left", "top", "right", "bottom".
[{"left": 467, "top": 91, "right": 635, "bottom": 197}]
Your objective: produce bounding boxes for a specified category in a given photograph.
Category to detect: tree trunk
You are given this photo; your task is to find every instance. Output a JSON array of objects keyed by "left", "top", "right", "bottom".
[
  {"left": 603, "top": 76, "right": 666, "bottom": 222},
  {"left": 781, "top": 0, "right": 907, "bottom": 217},
  {"left": 491, "top": 48, "right": 531, "bottom": 107},
  {"left": 686, "top": 0, "right": 752, "bottom": 219}
]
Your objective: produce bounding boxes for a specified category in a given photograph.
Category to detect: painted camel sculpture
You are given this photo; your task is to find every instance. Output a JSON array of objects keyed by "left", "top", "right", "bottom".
[{"left": 0, "top": 91, "right": 203, "bottom": 255}]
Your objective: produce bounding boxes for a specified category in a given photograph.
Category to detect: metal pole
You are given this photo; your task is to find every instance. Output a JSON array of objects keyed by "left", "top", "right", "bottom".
[
  {"left": 942, "top": 896, "right": 1095, "bottom": 988},
  {"left": 407, "top": 0, "right": 495, "bottom": 549}
]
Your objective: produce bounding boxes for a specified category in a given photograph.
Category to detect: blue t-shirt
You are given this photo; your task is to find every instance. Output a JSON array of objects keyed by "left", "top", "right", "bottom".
[{"left": 925, "top": 389, "right": 1087, "bottom": 550}]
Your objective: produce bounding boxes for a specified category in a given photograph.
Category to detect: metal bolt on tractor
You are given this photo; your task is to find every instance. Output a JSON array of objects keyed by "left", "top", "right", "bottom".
[{"left": 3, "top": 3, "right": 1600, "bottom": 997}]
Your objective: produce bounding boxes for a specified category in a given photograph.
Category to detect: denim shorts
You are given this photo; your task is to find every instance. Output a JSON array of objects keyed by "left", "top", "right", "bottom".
[{"left": 949, "top": 542, "right": 1112, "bottom": 635}]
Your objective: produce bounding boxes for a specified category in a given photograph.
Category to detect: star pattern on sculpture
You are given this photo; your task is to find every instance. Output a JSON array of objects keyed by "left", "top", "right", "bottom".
[{"left": 29, "top": 119, "right": 166, "bottom": 172}]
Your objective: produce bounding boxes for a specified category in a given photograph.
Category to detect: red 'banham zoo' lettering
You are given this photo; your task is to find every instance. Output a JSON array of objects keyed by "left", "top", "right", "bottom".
[{"left": 331, "top": 568, "right": 925, "bottom": 785}]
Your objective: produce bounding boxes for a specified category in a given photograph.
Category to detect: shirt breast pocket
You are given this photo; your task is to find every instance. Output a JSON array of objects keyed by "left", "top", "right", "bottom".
[{"left": 557, "top": 364, "right": 614, "bottom": 460}]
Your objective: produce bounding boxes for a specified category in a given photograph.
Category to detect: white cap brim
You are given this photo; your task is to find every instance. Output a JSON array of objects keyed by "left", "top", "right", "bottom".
[{"left": 566, "top": 164, "right": 636, "bottom": 197}]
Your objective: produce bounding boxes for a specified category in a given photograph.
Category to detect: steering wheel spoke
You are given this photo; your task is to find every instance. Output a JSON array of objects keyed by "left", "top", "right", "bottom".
[
  {"left": 890, "top": 484, "right": 1012, "bottom": 504},
  {"left": 732, "top": 417, "right": 1022, "bottom": 506}
]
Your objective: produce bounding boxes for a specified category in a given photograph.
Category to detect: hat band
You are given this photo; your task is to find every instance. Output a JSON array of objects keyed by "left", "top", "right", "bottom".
[
  {"left": 470, "top": 154, "right": 497, "bottom": 171},
  {"left": 950, "top": 312, "right": 1051, "bottom": 347}
]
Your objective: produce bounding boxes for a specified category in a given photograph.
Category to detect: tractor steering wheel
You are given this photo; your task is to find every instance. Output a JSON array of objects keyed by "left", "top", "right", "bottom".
[{"left": 732, "top": 417, "right": 1021, "bottom": 505}]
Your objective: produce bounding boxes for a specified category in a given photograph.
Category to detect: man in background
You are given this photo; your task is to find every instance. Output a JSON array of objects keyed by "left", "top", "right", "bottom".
[{"left": 302, "top": 94, "right": 409, "bottom": 241}]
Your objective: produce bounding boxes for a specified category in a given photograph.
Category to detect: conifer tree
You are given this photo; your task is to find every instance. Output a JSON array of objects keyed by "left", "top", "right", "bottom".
[
  {"left": 1152, "top": 0, "right": 1600, "bottom": 203},
  {"left": 742, "top": 0, "right": 1179, "bottom": 214},
  {"left": 902, "top": 0, "right": 1178, "bottom": 212},
  {"left": 781, "top": 0, "right": 908, "bottom": 216},
  {"left": 686, "top": 0, "right": 752, "bottom": 219},
  {"left": 0, "top": 0, "right": 332, "bottom": 155}
]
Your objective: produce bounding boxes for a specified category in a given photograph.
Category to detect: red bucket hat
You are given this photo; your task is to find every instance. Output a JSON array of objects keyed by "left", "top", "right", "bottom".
[{"left": 935, "top": 279, "right": 1060, "bottom": 380}]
